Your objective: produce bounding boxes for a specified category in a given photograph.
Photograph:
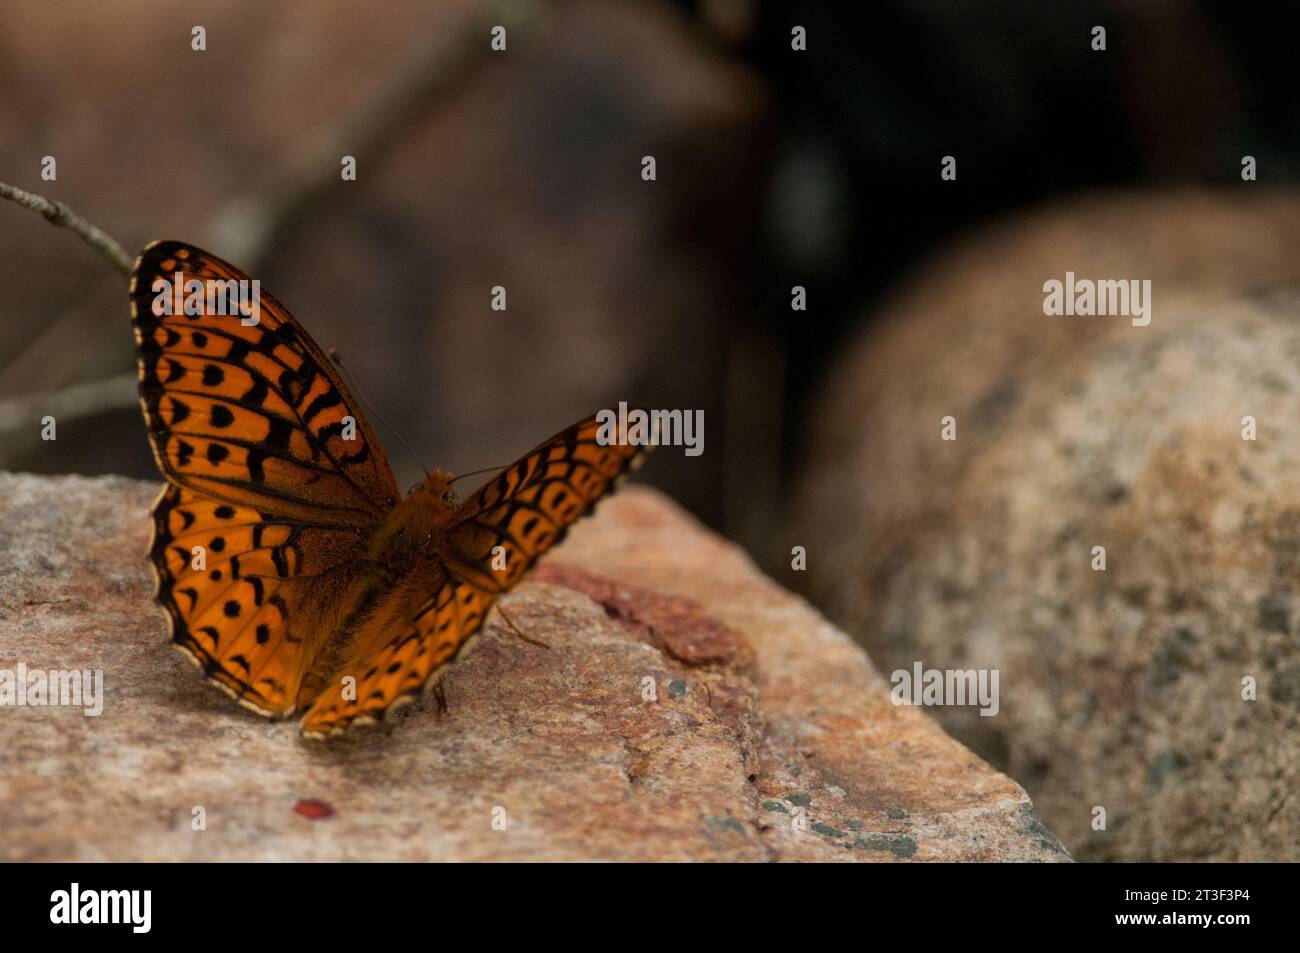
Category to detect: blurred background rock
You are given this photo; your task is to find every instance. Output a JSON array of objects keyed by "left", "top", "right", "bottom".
[
  {"left": 793, "top": 192, "right": 1300, "bottom": 861},
  {"left": 4, "top": 0, "right": 1300, "bottom": 859}
]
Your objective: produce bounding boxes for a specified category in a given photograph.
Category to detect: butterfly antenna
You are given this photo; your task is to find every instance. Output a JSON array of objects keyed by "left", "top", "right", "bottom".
[
  {"left": 328, "top": 348, "right": 431, "bottom": 476},
  {"left": 450, "top": 464, "right": 509, "bottom": 486}
]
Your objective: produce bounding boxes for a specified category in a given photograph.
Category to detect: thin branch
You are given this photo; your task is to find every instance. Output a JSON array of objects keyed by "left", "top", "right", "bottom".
[
  {"left": 0, "top": 181, "right": 132, "bottom": 275},
  {"left": 0, "top": 373, "right": 138, "bottom": 441}
]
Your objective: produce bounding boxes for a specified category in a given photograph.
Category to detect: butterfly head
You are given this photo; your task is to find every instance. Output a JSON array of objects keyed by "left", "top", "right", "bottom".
[{"left": 410, "top": 469, "right": 459, "bottom": 510}]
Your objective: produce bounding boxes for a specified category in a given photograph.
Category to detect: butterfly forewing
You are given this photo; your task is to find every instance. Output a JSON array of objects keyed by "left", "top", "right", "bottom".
[
  {"left": 130, "top": 240, "right": 399, "bottom": 526},
  {"left": 442, "top": 415, "right": 647, "bottom": 591}
]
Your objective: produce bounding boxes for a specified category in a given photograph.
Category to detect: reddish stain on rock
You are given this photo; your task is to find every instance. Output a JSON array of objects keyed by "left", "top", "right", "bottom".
[
  {"left": 534, "top": 563, "right": 748, "bottom": 665},
  {"left": 293, "top": 799, "right": 334, "bottom": 820}
]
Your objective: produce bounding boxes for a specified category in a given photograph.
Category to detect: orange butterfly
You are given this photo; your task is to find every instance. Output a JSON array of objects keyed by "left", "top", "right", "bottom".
[{"left": 129, "top": 240, "right": 647, "bottom": 737}]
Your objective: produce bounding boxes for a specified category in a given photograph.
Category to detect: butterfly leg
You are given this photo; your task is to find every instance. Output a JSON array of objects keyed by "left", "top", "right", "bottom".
[
  {"left": 433, "top": 679, "right": 449, "bottom": 714},
  {"left": 495, "top": 603, "right": 550, "bottom": 650}
]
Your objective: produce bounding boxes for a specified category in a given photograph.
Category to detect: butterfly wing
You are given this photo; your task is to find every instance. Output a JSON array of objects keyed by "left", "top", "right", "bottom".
[
  {"left": 131, "top": 240, "right": 400, "bottom": 525},
  {"left": 298, "top": 575, "right": 495, "bottom": 737},
  {"left": 132, "top": 240, "right": 400, "bottom": 714},
  {"left": 151, "top": 484, "right": 356, "bottom": 713},
  {"left": 441, "top": 413, "right": 652, "bottom": 591},
  {"left": 298, "top": 413, "right": 650, "bottom": 736}
]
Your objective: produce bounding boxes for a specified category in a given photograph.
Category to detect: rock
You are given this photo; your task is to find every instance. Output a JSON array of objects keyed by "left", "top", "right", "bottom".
[
  {"left": 0, "top": 472, "right": 1065, "bottom": 861},
  {"left": 793, "top": 190, "right": 1300, "bottom": 862}
]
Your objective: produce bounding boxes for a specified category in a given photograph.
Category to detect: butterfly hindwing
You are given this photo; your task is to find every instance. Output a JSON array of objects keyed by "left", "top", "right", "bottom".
[
  {"left": 131, "top": 240, "right": 400, "bottom": 527},
  {"left": 151, "top": 484, "right": 356, "bottom": 715},
  {"left": 299, "top": 577, "right": 494, "bottom": 737}
]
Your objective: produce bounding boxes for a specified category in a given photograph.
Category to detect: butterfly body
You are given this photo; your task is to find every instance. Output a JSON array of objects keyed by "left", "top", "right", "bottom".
[
  {"left": 130, "top": 240, "right": 648, "bottom": 737},
  {"left": 364, "top": 483, "right": 455, "bottom": 580},
  {"left": 295, "top": 484, "right": 457, "bottom": 704}
]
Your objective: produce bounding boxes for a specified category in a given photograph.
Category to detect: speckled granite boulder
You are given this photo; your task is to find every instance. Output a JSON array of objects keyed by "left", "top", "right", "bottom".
[{"left": 793, "top": 191, "right": 1300, "bottom": 862}]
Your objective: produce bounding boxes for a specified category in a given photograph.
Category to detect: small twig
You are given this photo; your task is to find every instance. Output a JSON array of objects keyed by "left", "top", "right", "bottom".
[
  {"left": 0, "top": 181, "right": 131, "bottom": 276},
  {"left": 0, "top": 373, "right": 138, "bottom": 441}
]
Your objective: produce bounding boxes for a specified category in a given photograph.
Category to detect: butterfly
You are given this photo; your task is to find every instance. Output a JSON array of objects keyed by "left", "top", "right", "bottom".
[{"left": 129, "top": 240, "right": 648, "bottom": 737}]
